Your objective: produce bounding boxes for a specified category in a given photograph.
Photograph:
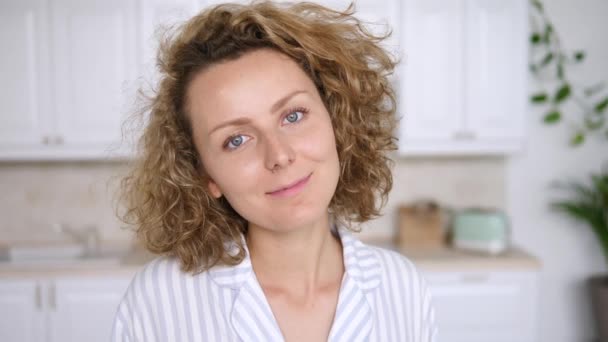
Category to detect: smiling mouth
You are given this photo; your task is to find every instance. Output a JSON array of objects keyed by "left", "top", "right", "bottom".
[{"left": 267, "top": 173, "right": 312, "bottom": 197}]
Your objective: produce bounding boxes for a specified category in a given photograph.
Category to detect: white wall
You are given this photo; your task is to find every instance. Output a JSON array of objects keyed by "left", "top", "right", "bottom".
[{"left": 507, "top": 0, "right": 608, "bottom": 340}]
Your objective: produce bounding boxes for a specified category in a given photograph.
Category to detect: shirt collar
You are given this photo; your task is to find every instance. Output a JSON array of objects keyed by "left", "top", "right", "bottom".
[{"left": 208, "top": 225, "right": 382, "bottom": 291}]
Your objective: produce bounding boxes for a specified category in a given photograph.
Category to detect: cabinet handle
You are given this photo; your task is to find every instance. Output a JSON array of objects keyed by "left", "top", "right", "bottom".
[
  {"left": 452, "top": 130, "right": 476, "bottom": 140},
  {"left": 460, "top": 274, "right": 489, "bottom": 283},
  {"left": 49, "top": 282, "right": 56, "bottom": 311},
  {"left": 35, "top": 284, "right": 42, "bottom": 310},
  {"left": 53, "top": 136, "right": 64, "bottom": 145},
  {"left": 42, "top": 136, "right": 50, "bottom": 145}
]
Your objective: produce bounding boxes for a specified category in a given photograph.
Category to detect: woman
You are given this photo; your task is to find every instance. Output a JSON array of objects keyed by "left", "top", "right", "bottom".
[{"left": 112, "top": 1, "right": 437, "bottom": 341}]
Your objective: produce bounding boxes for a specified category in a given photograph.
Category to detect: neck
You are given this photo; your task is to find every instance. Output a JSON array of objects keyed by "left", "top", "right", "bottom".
[{"left": 246, "top": 216, "right": 344, "bottom": 295}]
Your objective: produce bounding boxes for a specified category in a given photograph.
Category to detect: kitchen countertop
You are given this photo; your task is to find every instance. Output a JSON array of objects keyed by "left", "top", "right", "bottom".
[
  {"left": 366, "top": 239, "right": 541, "bottom": 272},
  {"left": 0, "top": 239, "right": 541, "bottom": 278},
  {"left": 0, "top": 244, "right": 156, "bottom": 278}
]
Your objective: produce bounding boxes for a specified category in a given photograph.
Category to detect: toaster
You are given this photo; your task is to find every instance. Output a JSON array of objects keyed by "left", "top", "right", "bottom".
[{"left": 451, "top": 208, "right": 510, "bottom": 254}]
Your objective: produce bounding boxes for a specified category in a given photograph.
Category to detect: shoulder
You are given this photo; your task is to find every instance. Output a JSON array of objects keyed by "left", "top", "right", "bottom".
[
  {"left": 112, "top": 256, "right": 198, "bottom": 341},
  {"left": 367, "top": 245, "right": 426, "bottom": 284},
  {"left": 115, "top": 256, "right": 183, "bottom": 311},
  {"left": 339, "top": 230, "right": 427, "bottom": 293},
  {"left": 120, "top": 255, "right": 209, "bottom": 306},
  {"left": 364, "top": 244, "right": 433, "bottom": 307}
]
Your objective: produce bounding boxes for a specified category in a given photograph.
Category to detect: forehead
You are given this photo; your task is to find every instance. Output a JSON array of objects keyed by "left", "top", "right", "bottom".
[{"left": 186, "top": 49, "right": 319, "bottom": 129}]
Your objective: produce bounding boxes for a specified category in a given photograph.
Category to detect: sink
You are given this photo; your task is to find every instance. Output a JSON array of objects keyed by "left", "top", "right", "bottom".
[
  {"left": 0, "top": 242, "right": 84, "bottom": 261},
  {"left": 0, "top": 241, "right": 131, "bottom": 268}
]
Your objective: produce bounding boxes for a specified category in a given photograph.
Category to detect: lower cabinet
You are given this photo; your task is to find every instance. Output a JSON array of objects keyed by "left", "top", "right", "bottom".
[
  {"left": 1, "top": 268, "right": 539, "bottom": 341},
  {"left": 0, "top": 280, "right": 44, "bottom": 342},
  {"left": 0, "top": 275, "right": 133, "bottom": 342},
  {"left": 422, "top": 270, "right": 539, "bottom": 342}
]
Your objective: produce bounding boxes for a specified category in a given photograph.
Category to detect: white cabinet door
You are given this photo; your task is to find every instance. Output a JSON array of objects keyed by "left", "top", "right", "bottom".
[
  {"left": 50, "top": 0, "right": 138, "bottom": 152},
  {"left": 49, "top": 276, "right": 132, "bottom": 342},
  {"left": 140, "top": 0, "right": 200, "bottom": 85},
  {"left": 0, "top": 280, "right": 45, "bottom": 342},
  {"left": 399, "top": 0, "right": 464, "bottom": 143},
  {"left": 398, "top": 0, "right": 527, "bottom": 155},
  {"left": 0, "top": 0, "right": 52, "bottom": 148},
  {"left": 464, "top": 0, "right": 527, "bottom": 145},
  {"left": 423, "top": 270, "right": 538, "bottom": 342}
]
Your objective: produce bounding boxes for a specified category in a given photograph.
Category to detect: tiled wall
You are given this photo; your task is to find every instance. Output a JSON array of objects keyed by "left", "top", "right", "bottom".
[
  {"left": 0, "top": 156, "right": 505, "bottom": 243},
  {"left": 0, "top": 161, "right": 131, "bottom": 243}
]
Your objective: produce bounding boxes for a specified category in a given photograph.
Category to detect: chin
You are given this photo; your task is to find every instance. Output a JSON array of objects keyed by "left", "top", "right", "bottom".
[{"left": 250, "top": 205, "right": 331, "bottom": 234}]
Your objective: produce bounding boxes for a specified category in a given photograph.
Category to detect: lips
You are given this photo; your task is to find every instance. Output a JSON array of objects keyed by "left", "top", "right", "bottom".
[{"left": 267, "top": 173, "right": 312, "bottom": 196}]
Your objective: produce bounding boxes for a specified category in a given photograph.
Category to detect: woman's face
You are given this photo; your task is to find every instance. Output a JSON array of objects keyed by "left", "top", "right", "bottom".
[{"left": 187, "top": 49, "right": 340, "bottom": 233}]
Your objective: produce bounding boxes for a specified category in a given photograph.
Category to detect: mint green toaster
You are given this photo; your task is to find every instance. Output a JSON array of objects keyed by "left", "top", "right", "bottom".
[{"left": 451, "top": 208, "right": 510, "bottom": 254}]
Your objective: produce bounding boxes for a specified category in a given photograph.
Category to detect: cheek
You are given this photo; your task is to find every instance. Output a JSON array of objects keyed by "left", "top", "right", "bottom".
[
  {"left": 200, "top": 150, "right": 260, "bottom": 198},
  {"left": 296, "top": 115, "right": 338, "bottom": 160}
]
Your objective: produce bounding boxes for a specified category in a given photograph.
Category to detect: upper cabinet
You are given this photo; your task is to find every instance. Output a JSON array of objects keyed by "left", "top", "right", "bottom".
[
  {"left": 0, "top": 0, "right": 139, "bottom": 160},
  {"left": 141, "top": 0, "right": 199, "bottom": 84},
  {"left": 0, "top": 0, "right": 52, "bottom": 152},
  {"left": 399, "top": 0, "right": 528, "bottom": 156},
  {"left": 0, "top": 0, "right": 528, "bottom": 160},
  {"left": 50, "top": 0, "right": 138, "bottom": 155}
]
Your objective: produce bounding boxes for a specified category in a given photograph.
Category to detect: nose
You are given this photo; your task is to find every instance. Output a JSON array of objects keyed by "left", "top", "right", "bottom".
[{"left": 263, "top": 132, "right": 295, "bottom": 172}]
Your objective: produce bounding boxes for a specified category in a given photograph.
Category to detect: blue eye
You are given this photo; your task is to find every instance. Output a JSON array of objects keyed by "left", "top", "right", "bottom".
[
  {"left": 283, "top": 109, "right": 307, "bottom": 124},
  {"left": 224, "top": 134, "right": 250, "bottom": 150}
]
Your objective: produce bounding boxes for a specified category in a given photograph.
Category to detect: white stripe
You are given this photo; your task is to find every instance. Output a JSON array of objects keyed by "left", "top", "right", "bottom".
[
  {"left": 169, "top": 260, "right": 187, "bottom": 341},
  {"left": 144, "top": 261, "right": 162, "bottom": 340},
  {"left": 187, "top": 271, "right": 204, "bottom": 341}
]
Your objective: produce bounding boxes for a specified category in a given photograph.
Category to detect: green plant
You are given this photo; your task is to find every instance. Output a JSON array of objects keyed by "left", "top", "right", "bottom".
[
  {"left": 529, "top": 0, "right": 608, "bottom": 146},
  {"left": 551, "top": 166, "right": 608, "bottom": 262}
]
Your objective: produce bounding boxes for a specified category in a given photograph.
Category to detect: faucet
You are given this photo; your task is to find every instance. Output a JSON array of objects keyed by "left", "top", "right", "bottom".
[{"left": 52, "top": 223, "right": 101, "bottom": 257}]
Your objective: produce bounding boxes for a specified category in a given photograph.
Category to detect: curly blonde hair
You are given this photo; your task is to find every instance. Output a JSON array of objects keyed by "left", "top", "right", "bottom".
[{"left": 119, "top": 1, "right": 398, "bottom": 273}]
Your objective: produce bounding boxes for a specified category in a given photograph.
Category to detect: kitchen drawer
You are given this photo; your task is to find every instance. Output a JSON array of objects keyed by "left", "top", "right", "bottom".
[{"left": 423, "top": 270, "right": 538, "bottom": 342}]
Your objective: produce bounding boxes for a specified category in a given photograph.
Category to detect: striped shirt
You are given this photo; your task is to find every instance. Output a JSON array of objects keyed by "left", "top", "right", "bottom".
[{"left": 111, "top": 228, "right": 437, "bottom": 341}]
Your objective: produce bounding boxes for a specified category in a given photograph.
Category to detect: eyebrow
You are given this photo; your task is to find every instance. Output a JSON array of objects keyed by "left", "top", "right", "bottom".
[{"left": 208, "top": 90, "right": 308, "bottom": 136}]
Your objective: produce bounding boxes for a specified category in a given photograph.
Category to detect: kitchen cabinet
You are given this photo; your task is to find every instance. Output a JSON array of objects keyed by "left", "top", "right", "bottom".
[
  {"left": 141, "top": 0, "right": 199, "bottom": 84},
  {"left": 0, "top": 0, "right": 140, "bottom": 160},
  {"left": 0, "top": 276, "right": 132, "bottom": 342},
  {"left": 399, "top": 0, "right": 528, "bottom": 155},
  {"left": 423, "top": 269, "right": 538, "bottom": 342},
  {"left": 49, "top": 0, "right": 138, "bottom": 158},
  {"left": 0, "top": 0, "right": 52, "bottom": 152},
  {"left": 0, "top": 280, "right": 44, "bottom": 342},
  {"left": 1, "top": 0, "right": 528, "bottom": 159}
]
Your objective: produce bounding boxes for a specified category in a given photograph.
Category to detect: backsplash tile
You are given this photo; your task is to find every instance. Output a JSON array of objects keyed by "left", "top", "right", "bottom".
[{"left": 0, "top": 156, "right": 505, "bottom": 243}]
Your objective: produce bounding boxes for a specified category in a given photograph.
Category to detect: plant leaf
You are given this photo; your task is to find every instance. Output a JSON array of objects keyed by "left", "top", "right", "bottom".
[
  {"left": 554, "top": 83, "right": 571, "bottom": 103},
  {"left": 585, "top": 82, "right": 606, "bottom": 97},
  {"left": 531, "top": 92, "right": 548, "bottom": 103},
  {"left": 543, "top": 24, "right": 553, "bottom": 43},
  {"left": 530, "top": 63, "right": 538, "bottom": 73},
  {"left": 585, "top": 114, "right": 605, "bottom": 130},
  {"left": 540, "top": 52, "right": 554, "bottom": 66},
  {"left": 530, "top": 33, "right": 542, "bottom": 44},
  {"left": 531, "top": 0, "right": 543, "bottom": 12},
  {"left": 544, "top": 110, "right": 561, "bottom": 123},
  {"left": 570, "top": 132, "right": 585, "bottom": 146},
  {"left": 595, "top": 97, "right": 608, "bottom": 113},
  {"left": 574, "top": 50, "right": 586, "bottom": 62},
  {"left": 557, "top": 63, "right": 565, "bottom": 80},
  {"left": 551, "top": 168, "right": 608, "bottom": 262}
]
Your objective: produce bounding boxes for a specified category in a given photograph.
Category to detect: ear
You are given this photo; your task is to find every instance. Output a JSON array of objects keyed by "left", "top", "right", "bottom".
[{"left": 207, "top": 179, "right": 223, "bottom": 199}]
